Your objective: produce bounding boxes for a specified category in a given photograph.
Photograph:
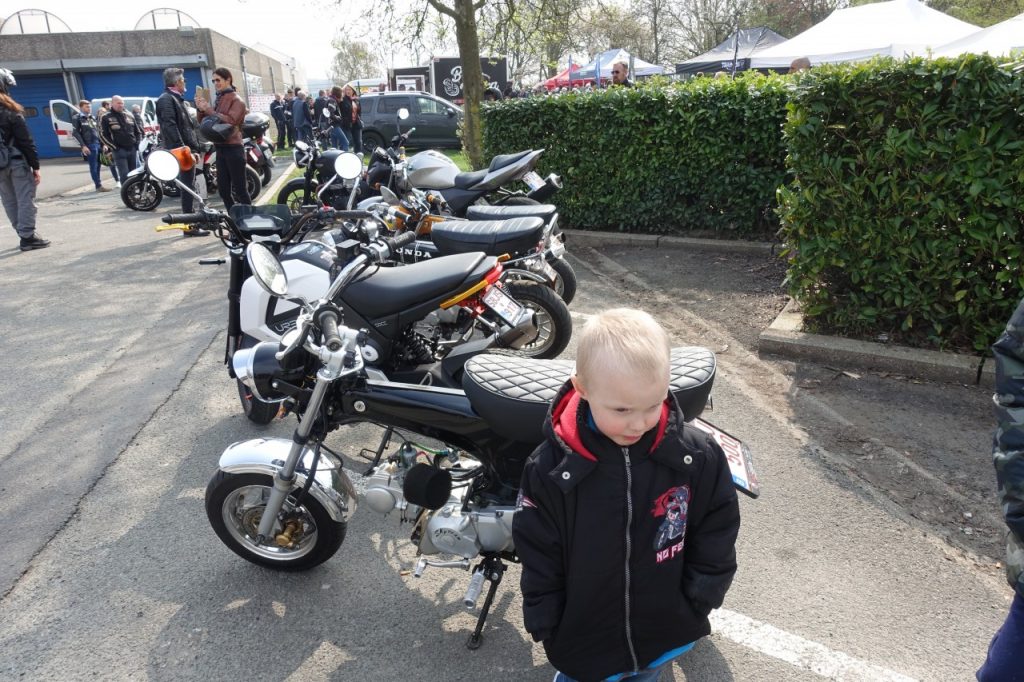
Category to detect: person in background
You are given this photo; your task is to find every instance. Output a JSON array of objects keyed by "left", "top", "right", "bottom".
[
  {"left": 98, "top": 100, "right": 120, "bottom": 187},
  {"left": 270, "top": 93, "right": 287, "bottom": 149},
  {"left": 326, "top": 86, "right": 348, "bottom": 151},
  {"left": 977, "top": 299, "right": 1024, "bottom": 681},
  {"left": 196, "top": 67, "right": 250, "bottom": 209},
  {"left": 313, "top": 89, "right": 329, "bottom": 130},
  {"left": 483, "top": 86, "right": 503, "bottom": 102},
  {"left": 99, "top": 96, "right": 139, "bottom": 188},
  {"left": 340, "top": 84, "right": 362, "bottom": 153},
  {"left": 291, "top": 88, "right": 312, "bottom": 144},
  {"left": 610, "top": 60, "right": 634, "bottom": 87},
  {"left": 789, "top": 57, "right": 811, "bottom": 74},
  {"left": 283, "top": 90, "right": 296, "bottom": 148},
  {"left": 0, "top": 68, "right": 49, "bottom": 251},
  {"left": 72, "top": 100, "right": 108, "bottom": 192},
  {"left": 130, "top": 104, "right": 145, "bottom": 167},
  {"left": 156, "top": 67, "right": 208, "bottom": 237}
]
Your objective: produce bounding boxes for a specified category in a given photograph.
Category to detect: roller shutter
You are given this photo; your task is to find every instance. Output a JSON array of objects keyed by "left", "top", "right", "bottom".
[{"left": 12, "top": 74, "right": 71, "bottom": 159}]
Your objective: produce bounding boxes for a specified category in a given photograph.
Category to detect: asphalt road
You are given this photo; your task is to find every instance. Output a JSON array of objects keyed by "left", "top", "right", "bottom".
[{"left": 0, "top": 179, "right": 1014, "bottom": 681}]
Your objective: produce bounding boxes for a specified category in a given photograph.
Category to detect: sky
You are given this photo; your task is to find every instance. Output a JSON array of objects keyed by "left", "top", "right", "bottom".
[{"left": 9, "top": 0, "right": 384, "bottom": 79}]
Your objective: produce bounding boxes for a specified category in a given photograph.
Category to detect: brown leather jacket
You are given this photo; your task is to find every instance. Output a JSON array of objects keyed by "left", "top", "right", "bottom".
[{"left": 199, "top": 87, "right": 246, "bottom": 146}]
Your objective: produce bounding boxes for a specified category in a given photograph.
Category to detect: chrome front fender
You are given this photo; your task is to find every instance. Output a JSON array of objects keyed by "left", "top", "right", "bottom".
[{"left": 218, "top": 438, "right": 357, "bottom": 523}]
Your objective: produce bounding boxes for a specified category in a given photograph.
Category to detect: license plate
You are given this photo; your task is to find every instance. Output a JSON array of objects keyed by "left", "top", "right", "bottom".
[
  {"left": 523, "top": 171, "right": 545, "bottom": 191},
  {"left": 482, "top": 286, "right": 526, "bottom": 327},
  {"left": 692, "top": 419, "right": 760, "bottom": 498},
  {"left": 548, "top": 235, "right": 566, "bottom": 258},
  {"left": 540, "top": 259, "right": 557, "bottom": 282}
]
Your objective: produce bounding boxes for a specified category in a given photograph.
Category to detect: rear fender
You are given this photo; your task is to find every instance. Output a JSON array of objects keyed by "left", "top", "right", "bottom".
[{"left": 218, "top": 438, "right": 357, "bottom": 522}]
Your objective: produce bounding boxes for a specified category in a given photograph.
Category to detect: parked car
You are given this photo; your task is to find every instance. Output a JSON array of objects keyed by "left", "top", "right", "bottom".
[
  {"left": 49, "top": 97, "right": 160, "bottom": 151},
  {"left": 359, "top": 91, "right": 462, "bottom": 155}
]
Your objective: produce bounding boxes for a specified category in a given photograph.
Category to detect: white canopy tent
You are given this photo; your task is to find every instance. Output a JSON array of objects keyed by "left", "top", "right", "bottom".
[
  {"left": 749, "top": 0, "right": 979, "bottom": 69},
  {"left": 931, "top": 12, "right": 1024, "bottom": 57},
  {"left": 575, "top": 49, "right": 665, "bottom": 82}
]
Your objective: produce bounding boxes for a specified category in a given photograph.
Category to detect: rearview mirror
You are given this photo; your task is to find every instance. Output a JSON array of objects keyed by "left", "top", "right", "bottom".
[
  {"left": 397, "top": 108, "right": 410, "bottom": 120},
  {"left": 380, "top": 186, "right": 400, "bottom": 205},
  {"left": 333, "top": 152, "right": 363, "bottom": 180},
  {"left": 147, "top": 150, "right": 182, "bottom": 182},
  {"left": 246, "top": 243, "right": 288, "bottom": 297}
]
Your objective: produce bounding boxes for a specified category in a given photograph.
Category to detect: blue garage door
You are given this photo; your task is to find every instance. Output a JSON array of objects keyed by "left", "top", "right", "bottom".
[
  {"left": 81, "top": 68, "right": 204, "bottom": 102},
  {"left": 13, "top": 74, "right": 71, "bottom": 159}
]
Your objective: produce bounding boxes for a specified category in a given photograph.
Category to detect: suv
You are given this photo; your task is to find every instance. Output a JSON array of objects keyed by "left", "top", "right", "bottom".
[{"left": 359, "top": 91, "right": 462, "bottom": 154}]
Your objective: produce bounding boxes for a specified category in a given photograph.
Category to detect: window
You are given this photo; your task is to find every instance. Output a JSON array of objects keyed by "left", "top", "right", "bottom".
[
  {"left": 23, "top": 107, "right": 38, "bottom": 118},
  {"left": 415, "top": 96, "right": 444, "bottom": 116},
  {"left": 379, "top": 96, "right": 410, "bottom": 114}
]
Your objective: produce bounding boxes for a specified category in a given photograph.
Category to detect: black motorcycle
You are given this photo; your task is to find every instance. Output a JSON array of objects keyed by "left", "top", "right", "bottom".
[
  {"left": 275, "top": 139, "right": 350, "bottom": 213},
  {"left": 204, "top": 239, "right": 760, "bottom": 649},
  {"left": 119, "top": 132, "right": 182, "bottom": 211}
]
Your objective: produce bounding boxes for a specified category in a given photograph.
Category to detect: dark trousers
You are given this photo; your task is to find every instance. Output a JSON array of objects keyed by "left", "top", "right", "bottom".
[
  {"left": 86, "top": 142, "right": 102, "bottom": 187},
  {"left": 344, "top": 123, "right": 363, "bottom": 154},
  {"left": 179, "top": 166, "right": 197, "bottom": 213},
  {"left": 216, "top": 144, "right": 250, "bottom": 209},
  {"left": 275, "top": 119, "right": 288, "bottom": 148},
  {"left": 978, "top": 591, "right": 1024, "bottom": 681},
  {"left": 113, "top": 147, "right": 137, "bottom": 186},
  {"left": 285, "top": 121, "right": 296, "bottom": 147}
]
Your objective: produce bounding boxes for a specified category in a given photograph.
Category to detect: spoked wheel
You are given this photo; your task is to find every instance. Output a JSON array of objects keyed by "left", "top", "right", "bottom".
[
  {"left": 548, "top": 257, "right": 577, "bottom": 305},
  {"left": 120, "top": 175, "right": 162, "bottom": 211},
  {"left": 277, "top": 180, "right": 316, "bottom": 214},
  {"left": 504, "top": 281, "right": 572, "bottom": 359},
  {"left": 236, "top": 378, "right": 280, "bottom": 424},
  {"left": 205, "top": 471, "right": 346, "bottom": 571}
]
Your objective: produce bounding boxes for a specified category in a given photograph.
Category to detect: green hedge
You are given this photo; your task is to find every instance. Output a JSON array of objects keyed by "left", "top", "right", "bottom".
[
  {"left": 777, "top": 56, "right": 1024, "bottom": 352},
  {"left": 482, "top": 74, "right": 790, "bottom": 238}
]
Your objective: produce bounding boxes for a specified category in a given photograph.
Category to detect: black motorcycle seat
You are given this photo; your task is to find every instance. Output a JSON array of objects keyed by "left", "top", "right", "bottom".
[
  {"left": 465, "top": 204, "right": 557, "bottom": 222},
  {"left": 489, "top": 150, "right": 532, "bottom": 171},
  {"left": 229, "top": 204, "right": 293, "bottom": 237},
  {"left": 453, "top": 169, "right": 488, "bottom": 189},
  {"left": 346, "top": 252, "right": 488, "bottom": 318},
  {"left": 430, "top": 218, "right": 545, "bottom": 256},
  {"left": 462, "top": 348, "right": 717, "bottom": 446}
]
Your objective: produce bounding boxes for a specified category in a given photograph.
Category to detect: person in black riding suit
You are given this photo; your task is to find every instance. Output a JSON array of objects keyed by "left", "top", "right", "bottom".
[
  {"left": 0, "top": 68, "right": 49, "bottom": 251},
  {"left": 156, "top": 67, "right": 209, "bottom": 237}
]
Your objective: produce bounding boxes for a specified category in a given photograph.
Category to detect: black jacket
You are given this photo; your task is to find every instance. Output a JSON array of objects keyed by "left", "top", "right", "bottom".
[
  {"left": 340, "top": 95, "right": 361, "bottom": 130},
  {"left": 99, "top": 109, "right": 138, "bottom": 150},
  {"left": 512, "top": 382, "right": 740, "bottom": 681},
  {"left": 270, "top": 99, "right": 286, "bottom": 124},
  {"left": 72, "top": 111, "right": 101, "bottom": 147},
  {"left": 0, "top": 107, "right": 39, "bottom": 170},
  {"left": 156, "top": 89, "right": 199, "bottom": 152}
]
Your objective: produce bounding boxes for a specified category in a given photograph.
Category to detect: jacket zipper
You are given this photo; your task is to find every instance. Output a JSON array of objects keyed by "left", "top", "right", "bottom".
[{"left": 623, "top": 447, "right": 639, "bottom": 672}]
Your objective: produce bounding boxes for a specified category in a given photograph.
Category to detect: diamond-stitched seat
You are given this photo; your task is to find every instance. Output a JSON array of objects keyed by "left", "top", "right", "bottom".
[{"left": 462, "top": 347, "right": 716, "bottom": 446}]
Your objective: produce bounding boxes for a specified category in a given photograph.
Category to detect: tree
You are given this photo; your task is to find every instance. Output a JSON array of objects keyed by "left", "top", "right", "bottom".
[
  {"left": 921, "top": 0, "right": 1024, "bottom": 26},
  {"left": 426, "top": 0, "right": 488, "bottom": 169},
  {"left": 329, "top": 39, "right": 385, "bottom": 84}
]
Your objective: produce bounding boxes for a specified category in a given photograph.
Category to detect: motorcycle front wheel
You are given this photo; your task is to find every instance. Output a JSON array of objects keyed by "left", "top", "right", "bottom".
[
  {"left": 277, "top": 178, "right": 317, "bottom": 214},
  {"left": 503, "top": 281, "right": 572, "bottom": 359},
  {"left": 205, "top": 471, "right": 346, "bottom": 571},
  {"left": 121, "top": 175, "right": 162, "bottom": 211}
]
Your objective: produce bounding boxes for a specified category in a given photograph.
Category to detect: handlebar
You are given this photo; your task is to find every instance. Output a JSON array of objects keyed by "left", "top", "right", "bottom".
[
  {"left": 163, "top": 212, "right": 220, "bottom": 225},
  {"left": 318, "top": 309, "right": 343, "bottom": 352},
  {"left": 384, "top": 230, "right": 417, "bottom": 254}
]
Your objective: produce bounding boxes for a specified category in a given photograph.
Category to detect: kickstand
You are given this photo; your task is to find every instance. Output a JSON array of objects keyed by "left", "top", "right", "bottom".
[{"left": 466, "top": 557, "right": 506, "bottom": 650}]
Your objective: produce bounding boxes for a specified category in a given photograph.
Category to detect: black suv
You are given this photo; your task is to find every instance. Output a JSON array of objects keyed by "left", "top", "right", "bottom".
[{"left": 359, "top": 91, "right": 462, "bottom": 153}]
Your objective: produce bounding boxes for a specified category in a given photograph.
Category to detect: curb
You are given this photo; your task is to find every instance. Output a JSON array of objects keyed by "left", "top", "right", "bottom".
[
  {"left": 255, "top": 161, "right": 296, "bottom": 206},
  {"left": 759, "top": 299, "right": 995, "bottom": 387},
  {"left": 562, "top": 229, "right": 778, "bottom": 255}
]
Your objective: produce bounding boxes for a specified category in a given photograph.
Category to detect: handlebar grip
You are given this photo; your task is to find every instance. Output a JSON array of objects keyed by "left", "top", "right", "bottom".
[
  {"left": 319, "top": 310, "right": 343, "bottom": 352},
  {"left": 163, "top": 213, "right": 212, "bottom": 225},
  {"left": 385, "top": 231, "right": 418, "bottom": 254}
]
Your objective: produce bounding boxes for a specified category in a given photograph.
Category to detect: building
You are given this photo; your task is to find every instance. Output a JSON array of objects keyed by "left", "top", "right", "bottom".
[{"left": 1, "top": 10, "right": 304, "bottom": 158}]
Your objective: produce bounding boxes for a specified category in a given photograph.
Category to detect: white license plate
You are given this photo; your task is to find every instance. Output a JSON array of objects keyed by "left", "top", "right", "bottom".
[
  {"left": 548, "top": 235, "right": 566, "bottom": 258},
  {"left": 523, "top": 171, "right": 545, "bottom": 191},
  {"left": 541, "top": 259, "right": 557, "bottom": 281},
  {"left": 692, "top": 418, "right": 760, "bottom": 498},
  {"left": 483, "top": 286, "right": 526, "bottom": 327}
]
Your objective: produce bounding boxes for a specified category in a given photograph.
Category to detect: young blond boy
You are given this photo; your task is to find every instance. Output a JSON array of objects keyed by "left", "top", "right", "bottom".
[{"left": 513, "top": 308, "right": 741, "bottom": 682}]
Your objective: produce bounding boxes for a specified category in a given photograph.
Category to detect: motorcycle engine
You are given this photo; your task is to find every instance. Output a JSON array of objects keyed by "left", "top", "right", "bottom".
[{"left": 418, "top": 505, "right": 517, "bottom": 558}]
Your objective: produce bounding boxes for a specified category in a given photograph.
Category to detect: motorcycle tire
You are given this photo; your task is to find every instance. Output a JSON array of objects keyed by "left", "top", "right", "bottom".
[
  {"left": 244, "top": 166, "right": 262, "bottom": 203},
  {"left": 277, "top": 178, "right": 317, "bottom": 214},
  {"left": 503, "top": 281, "right": 572, "bottom": 359},
  {"left": 498, "top": 196, "right": 540, "bottom": 206},
  {"left": 120, "top": 175, "right": 162, "bottom": 211},
  {"left": 205, "top": 471, "right": 347, "bottom": 571},
  {"left": 548, "top": 257, "right": 577, "bottom": 306},
  {"left": 236, "top": 378, "right": 280, "bottom": 424},
  {"left": 260, "top": 166, "right": 273, "bottom": 187}
]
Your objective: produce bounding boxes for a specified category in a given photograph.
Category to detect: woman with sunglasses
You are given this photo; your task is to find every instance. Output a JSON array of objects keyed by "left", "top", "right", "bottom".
[{"left": 195, "top": 67, "right": 250, "bottom": 208}]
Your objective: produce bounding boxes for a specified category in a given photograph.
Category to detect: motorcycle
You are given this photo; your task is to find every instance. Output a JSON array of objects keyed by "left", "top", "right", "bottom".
[
  {"left": 119, "top": 132, "right": 181, "bottom": 211},
  {"left": 146, "top": 149, "right": 546, "bottom": 424},
  {"left": 204, "top": 242, "right": 760, "bottom": 648},
  {"left": 242, "top": 112, "right": 275, "bottom": 187},
  {"left": 275, "top": 139, "right": 350, "bottom": 214}
]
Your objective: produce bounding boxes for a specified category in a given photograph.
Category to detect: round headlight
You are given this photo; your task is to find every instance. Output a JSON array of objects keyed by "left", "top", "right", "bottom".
[{"left": 232, "top": 341, "right": 305, "bottom": 402}]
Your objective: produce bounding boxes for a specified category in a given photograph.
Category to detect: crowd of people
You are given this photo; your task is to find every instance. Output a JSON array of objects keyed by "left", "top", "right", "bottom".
[{"left": 269, "top": 85, "right": 363, "bottom": 153}]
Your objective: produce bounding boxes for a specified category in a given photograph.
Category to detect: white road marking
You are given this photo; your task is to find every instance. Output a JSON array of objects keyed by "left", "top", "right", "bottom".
[{"left": 711, "top": 609, "right": 918, "bottom": 681}]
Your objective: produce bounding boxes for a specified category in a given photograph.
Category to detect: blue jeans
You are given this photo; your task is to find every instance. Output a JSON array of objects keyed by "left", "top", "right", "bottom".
[
  {"left": 86, "top": 142, "right": 101, "bottom": 187},
  {"left": 330, "top": 126, "right": 349, "bottom": 151},
  {"left": 977, "top": 591, "right": 1024, "bottom": 681}
]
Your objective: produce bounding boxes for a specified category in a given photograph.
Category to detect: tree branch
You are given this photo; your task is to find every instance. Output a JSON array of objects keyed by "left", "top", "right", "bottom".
[{"left": 426, "top": 0, "right": 457, "bottom": 19}]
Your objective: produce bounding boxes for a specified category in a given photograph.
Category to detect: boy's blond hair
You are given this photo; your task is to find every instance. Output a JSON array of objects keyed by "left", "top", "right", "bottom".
[{"left": 575, "top": 308, "right": 670, "bottom": 387}]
